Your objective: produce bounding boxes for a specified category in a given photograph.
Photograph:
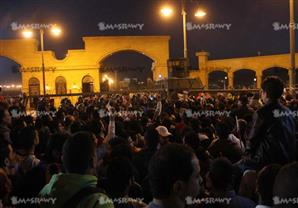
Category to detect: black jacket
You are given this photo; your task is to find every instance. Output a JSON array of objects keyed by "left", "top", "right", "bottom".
[{"left": 247, "top": 100, "right": 296, "bottom": 167}]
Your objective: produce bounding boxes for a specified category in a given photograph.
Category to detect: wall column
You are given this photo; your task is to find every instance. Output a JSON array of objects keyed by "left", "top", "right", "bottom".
[
  {"left": 228, "top": 71, "right": 234, "bottom": 89},
  {"left": 256, "top": 71, "right": 262, "bottom": 89}
]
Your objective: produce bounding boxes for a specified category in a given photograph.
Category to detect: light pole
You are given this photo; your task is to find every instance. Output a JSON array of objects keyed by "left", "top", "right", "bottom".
[
  {"left": 160, "top": 1, "right": 206, "bottom": 59},
  {"left": 289, "top": 0, "right": 296, "bottom": 89},
  {"left": 22, "top": 26, "right": 62, "bottom": 96}
]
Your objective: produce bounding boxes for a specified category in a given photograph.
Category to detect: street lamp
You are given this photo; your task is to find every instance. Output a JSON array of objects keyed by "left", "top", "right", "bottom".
[
  {"left": 160, "top": 0, "right": 206, "bottom": 59},
  {"left": 195, "top": 10, "right": 207, "bottom": 18},
  {"left": 161, "top": 6, "right": 173, "bottom": 17},
  {"left": 22, "top": 26, "right": 62, "bottom": 96}
]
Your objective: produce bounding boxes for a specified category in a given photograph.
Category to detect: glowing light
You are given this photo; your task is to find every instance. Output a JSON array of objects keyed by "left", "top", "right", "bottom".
[
  {"left": 102, "top": 74, "right": 114, "bottom": 85},
  {"left": 46, "top": 85, "right": 50, "bottom": 90},
  {"left": 51, "top": 26, "right": 62, "bottom": 37},
  {"left": 195, "top": 10, "right": 207, "bottom": 18},
  {"left": 161, "top": 6, "right": 173, "bottom": 17},
  {"left": 72, "top": 83, "right": 78, "bottom": 89},
  {"left": 22, "top": 30, "right": 33, "bottom": 39}
]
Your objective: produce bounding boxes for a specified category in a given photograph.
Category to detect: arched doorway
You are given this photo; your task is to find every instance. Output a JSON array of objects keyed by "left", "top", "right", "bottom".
[
  {"left": 99, "top": 50, "right": 154, "bottom": 91},
  {"left": 262, "top": 67, "right": 289, "bottom": 86},
  {"left": 233, "top": 69, "right": 256, "bottom": 89},
  {"left": 0, "top": 57, "right": 22, "bottom": 95},
  {"left": 28, "top": 77, "right": 40, "bottom": 96},
  {"left": 208, "top": 71, "right": 228, "bottom": 89},
  {"left": 82, "top": 75, "right": 94, "bottom": 93},
  {"left": 55, "top": 76, "right": 67, "bottom": 94}
]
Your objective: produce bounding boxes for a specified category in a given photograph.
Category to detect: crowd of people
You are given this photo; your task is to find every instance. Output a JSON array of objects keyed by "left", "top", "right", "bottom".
[{"left": 0, "top": 76, "right": 297, "bottom": 208}]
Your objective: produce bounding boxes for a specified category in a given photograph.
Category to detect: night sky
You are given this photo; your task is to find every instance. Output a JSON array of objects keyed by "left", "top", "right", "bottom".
[{"left": 0, "top": 0, "right": 297, "bottom": 84}]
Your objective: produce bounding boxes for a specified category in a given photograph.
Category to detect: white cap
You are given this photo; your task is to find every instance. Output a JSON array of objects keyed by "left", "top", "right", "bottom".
[{"left": 156, "top": 126, "right": 172, "bottom": 137}]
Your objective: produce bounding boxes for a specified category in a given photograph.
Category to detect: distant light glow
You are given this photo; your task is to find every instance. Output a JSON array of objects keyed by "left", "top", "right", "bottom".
[
  {"left": 51, "top": 26, "right": 62, "bottom": 37},
  {"left": 22, "top": 30, "right": 33, "bottom": 39},
  {"left": 161, "top": 6, "right": 173, "bottom": 17},
  {"left": 195, "top": 10, "right": 207, "bottom": 18}
]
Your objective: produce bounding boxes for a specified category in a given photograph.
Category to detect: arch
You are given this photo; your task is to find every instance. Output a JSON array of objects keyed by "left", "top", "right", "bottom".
[
  {"left": 208, "top": 71, "right": 228, "bottom": 89},
  {"left": 98, "top": 49, "right": 156, "bottom": 64},
  {"left": 28, "top": 77, "right": 40, "bottom": 96},
  {"left": 55, "top": 76, "right": 67, "bottom": 94},
  {"left": 233, "top": 69, "right": 256, "bottom": 89},
  {"left": 99, "top": 50, "right": 154, "bottom": 91},
  {"left": 262, "top": 67, "right": 289, "bottom": 86},
  {"left": 0, "top": 56, "right": 22, "bottom": 86},
  {"left": 82, "top": 75, "right": 94, "bottom": 93}
]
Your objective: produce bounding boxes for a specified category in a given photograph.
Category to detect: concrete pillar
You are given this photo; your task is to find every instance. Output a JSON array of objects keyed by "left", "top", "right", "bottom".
[
  {"left": 228, "top": 72, "right": 234, "bottom": 89},
  {"left": 256, "top": 71, "right": 262, "bottom": 89}
]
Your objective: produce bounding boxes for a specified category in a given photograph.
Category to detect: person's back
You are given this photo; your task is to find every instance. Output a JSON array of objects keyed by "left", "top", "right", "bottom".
[
  {"left": 39, "top": 131, "right": 113, "bottom": 208},
  {"left": 247, "top": 77, "right": 296, "bottom": 167}
]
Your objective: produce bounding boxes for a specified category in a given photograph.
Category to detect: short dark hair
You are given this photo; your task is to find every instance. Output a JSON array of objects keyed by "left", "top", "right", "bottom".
[
  {"left": 184, "top": 131, "right": 200, "bottom": 150},
  {"left": 144, "top": 127, "right": 159, "bottom": 150},
  {"left": 106, "top": 158, "right": 134, "bottom": 197},
  {"left": 14, "top": 126, "right": 37, "bottom": 151},
  {"left": 257, "top": 164, "right": 281, "bottom": 206},
  {"left": 62, "top": 131, "right": 96, "bottom": 174},
  {"left": 273, "top": 162, "right": 298, "bottom": 208},
  {"left": 261, "top": 76, "right": 284, "bottom": 101},
  {"left": 209, "top": 158, "right": 234, "bottom": 191},
  {"left": 148, "top": 144, "right": 195, "bottom": 199}
]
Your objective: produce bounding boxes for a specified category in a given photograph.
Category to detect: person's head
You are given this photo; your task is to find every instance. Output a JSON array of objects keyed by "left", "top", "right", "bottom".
[
  {"left": 62, "top": 131, "right": 97, "bottom": 175},
  {"left": 156, "top": 126, "right": 172, "bottom": 146},
  {"left": 148, "top": 144, "right": 201, "bottom": 203},
  {"left": 105, "top": 158, "right": 134, "bottom": 197},
  {"left": 238, "top": 94, "right": 248, "bottom": 106},
  {"left": 256, "top": 164, "right": 281, "bottom": 206},
  {"left": 273, "top": 162, "right": 298, "bottom": 208},
  {"left": 261, "top": 76, "right": 284, "bottom": 103},
  {"left": 215, "top": 118, "right": 234, "bottom": 140},
  {"left": 0, "top": 107, "right": 11, "bottom": 126},
  {"left": 183, "top": 131, "right": 200, "bottom": 151},
  {"left": 206, "top": 158, "right": 234, "bottom": 193},
  {"left": 14, "top": 126, "right": 39, "bottom": 153},
  {"left": 144, "top": 127, "right": 160, "bottom": 150},
  {"left": 45, "top": 132, "right": 70, "bottom": 163}
]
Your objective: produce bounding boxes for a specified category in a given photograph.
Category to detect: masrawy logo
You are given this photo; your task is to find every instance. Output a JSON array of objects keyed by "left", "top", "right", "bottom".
[
  {"left": 272, "top": 22, "right": 298, "bottom": 31},
  {"left": 272, "top": 109, "right": 298, "bottom": 118},
  {"left": 273, "top": 196, "right": 298, "bottom": 205},
  {"left": 185, "top": 196, "right": 232, "bottom": 205},
  {"left": 97, "top": 22, "right": 144, "bottom": 31},
  {"left": 187, "top": 22, "right": 232, "bottom": 31},
  {"left": 10, "top": 196, "right": 57, "bottom": 205},
  {"left": 10, "top": 22, "right": 57, "bottom": 31}
]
